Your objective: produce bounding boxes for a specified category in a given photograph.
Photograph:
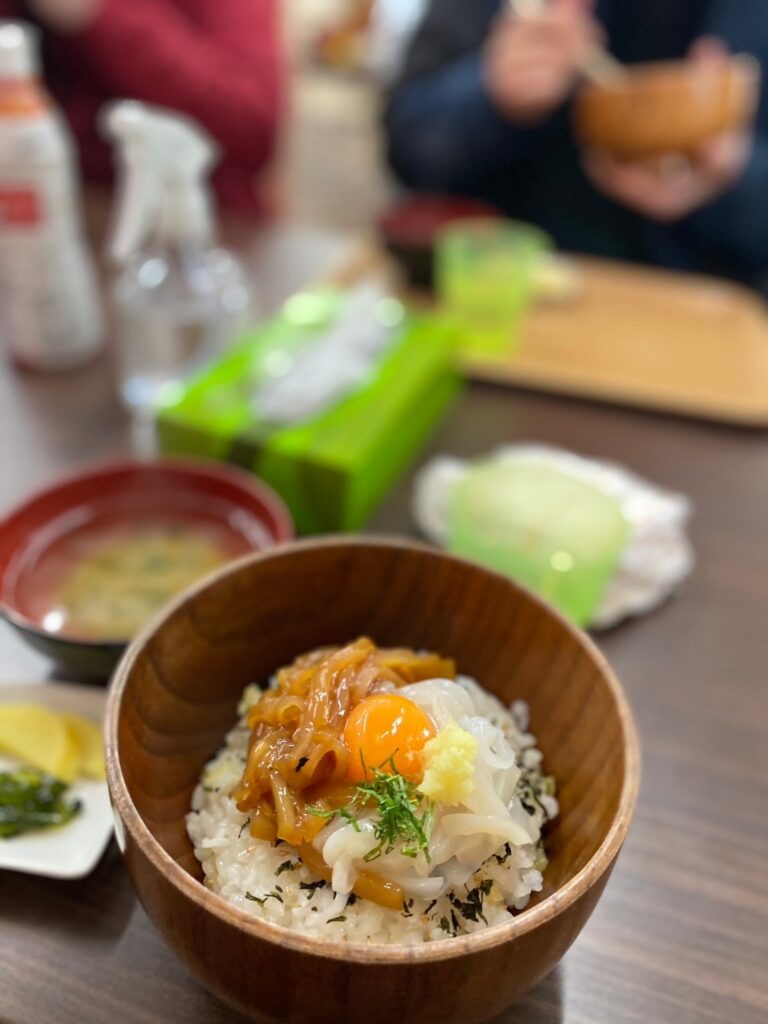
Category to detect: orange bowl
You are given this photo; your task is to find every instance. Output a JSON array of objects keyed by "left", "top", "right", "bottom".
[{"left": 574, "top": 55, "right": 760, "bottom": 160}]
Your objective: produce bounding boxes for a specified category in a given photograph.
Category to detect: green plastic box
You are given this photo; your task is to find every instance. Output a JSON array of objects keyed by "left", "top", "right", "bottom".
[{"left": 156, "top": 298, "right": 461, "bottom": 534}]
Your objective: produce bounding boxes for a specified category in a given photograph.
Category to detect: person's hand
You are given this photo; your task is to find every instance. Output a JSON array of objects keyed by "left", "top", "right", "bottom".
[
  {"left": 484, "top": 0, "right": 602, "bottom": 126},
  {"left": 583, "top": 38, "right": 753, "bottom": 223},
  {"left": 25, "top": 0, "right": 102, "bottom": 34}
]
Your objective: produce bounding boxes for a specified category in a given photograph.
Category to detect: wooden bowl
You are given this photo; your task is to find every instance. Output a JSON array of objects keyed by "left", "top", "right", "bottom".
[
  {"left": 106, "top": 537, "right": 639, "bottom": 1024},
  {"left": 574, "top": 55, "right": 760, "bottom": 159}
]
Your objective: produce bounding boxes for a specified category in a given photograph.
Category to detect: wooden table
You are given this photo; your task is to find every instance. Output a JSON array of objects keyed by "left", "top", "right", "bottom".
[{"left": 1, "top": 226, "right": 767, "bottom": 1024}]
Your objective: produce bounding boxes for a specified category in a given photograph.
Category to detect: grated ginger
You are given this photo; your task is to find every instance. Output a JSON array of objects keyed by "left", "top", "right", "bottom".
[{"left": 418, "top": 720, "right": 478, "bottom": 805}]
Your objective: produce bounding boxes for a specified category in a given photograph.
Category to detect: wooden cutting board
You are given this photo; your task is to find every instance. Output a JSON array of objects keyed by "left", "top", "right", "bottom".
[{"left": 460, "top": 256, "right": 768, "bottom": 426}]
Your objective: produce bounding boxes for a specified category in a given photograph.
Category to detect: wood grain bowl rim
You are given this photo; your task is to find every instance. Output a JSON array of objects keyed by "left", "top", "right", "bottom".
[
  {"left": 106, "top": 536, "right": 640, "bottom": 965},
  {"left": 578, "top": 53, "right": 760, "bottom": 100}
]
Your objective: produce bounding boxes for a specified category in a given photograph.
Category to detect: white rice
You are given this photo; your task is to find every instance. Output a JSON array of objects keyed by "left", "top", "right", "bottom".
[{"left": 187, "top": 679, "right": 557, "bottom": 944}]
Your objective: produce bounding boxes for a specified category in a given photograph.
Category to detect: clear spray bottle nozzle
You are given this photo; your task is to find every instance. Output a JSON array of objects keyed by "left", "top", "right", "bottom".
[{"left": 101, "top": 100, "right": 220, "bottom": 265}]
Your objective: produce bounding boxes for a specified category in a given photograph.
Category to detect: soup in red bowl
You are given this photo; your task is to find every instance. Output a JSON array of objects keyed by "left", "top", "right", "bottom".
[{"left": 0, "top": 458, "right": 293, "bottom": 677}]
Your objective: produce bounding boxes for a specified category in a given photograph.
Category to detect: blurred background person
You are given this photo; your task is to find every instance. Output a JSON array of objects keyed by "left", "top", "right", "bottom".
[
  {"left": 367, "top": 0, "right": 426, "bottom": 84},
  {"left": 386, "top": 0, "right": 768, "bottom": 286},
  {"left": 0, "top": 0, "right": 284, "bottom": 213}
]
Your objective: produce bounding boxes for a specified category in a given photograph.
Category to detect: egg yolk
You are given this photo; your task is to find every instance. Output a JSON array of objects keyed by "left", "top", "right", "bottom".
[{"left": 343, "top": 693, "right": 437, "bottom": 783}]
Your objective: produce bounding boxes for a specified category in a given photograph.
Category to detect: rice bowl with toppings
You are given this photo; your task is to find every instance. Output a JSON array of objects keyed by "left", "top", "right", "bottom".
[{"left": 186, "top": 638, "right": 558, "bottom": 944}]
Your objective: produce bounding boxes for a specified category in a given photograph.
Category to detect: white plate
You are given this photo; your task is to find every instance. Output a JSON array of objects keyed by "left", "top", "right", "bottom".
[{"left": 0, "top": 682, "right": 113, "bottom": 879}]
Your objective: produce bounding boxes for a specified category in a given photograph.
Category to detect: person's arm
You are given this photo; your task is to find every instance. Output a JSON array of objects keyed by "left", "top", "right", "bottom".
[
  {"left": 683, "top": 137, "right": 768, "bottom": 274},
  {"left": 681, "top": 2, "right": 768, "bottom": 275},
  {"left": 386, "top": 51, "right": 539, "bottom": 192},
  {"left": 386, "top": 0, "right": 599, "bottom": 192},
  {"left": 32, "top": 0, "right": 283, "bottom": 173}
]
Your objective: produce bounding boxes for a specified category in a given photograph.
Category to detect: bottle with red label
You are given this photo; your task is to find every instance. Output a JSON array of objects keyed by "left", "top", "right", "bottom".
[{"left": 0, "top": 21, "right": 102, "bottom": 370}]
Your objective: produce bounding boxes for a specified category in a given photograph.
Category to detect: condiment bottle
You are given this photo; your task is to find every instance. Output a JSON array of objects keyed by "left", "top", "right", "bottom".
[{"left": 0, "top": 21, "right": 102, "bottom": 370}]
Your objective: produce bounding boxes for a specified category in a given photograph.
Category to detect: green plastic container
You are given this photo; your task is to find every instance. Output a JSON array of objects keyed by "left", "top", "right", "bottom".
[
  {"left": 156, "top": 293, "right": 461, "bottom": 534},
  {"left": 449, "top": 460, "right": 630, "bottom": 626},
  {"left": 436, "top": 219, "right": 552, "bottom": 357}
]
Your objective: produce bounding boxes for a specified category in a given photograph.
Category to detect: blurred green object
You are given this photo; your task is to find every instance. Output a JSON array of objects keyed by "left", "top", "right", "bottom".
[
  {"left": 0, "top": 768, "right": 81, "bottom": 839},
  {"left": 436, "top": 219, "right": 552, "bottom": 357},
  {"left": 449, "top": 460, "right": 630, "bottom": 626},
  {"left": 156, "top": 291, "right": 461, "bottom": 534}
]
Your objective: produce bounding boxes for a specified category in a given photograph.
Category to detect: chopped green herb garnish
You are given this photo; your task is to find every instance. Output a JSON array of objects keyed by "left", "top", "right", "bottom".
[
  {"left": 449, "top": 879, "right": 493, "bottom": 925},
  {"left": 356, "top": 758, "right": 433, "bottom": 863},
  {"left": 494, "top": 842, "right": 512, "bottom": 865},
  {"left": 306, "top": 805, "right": 336, "bottom": 820},
  {"left": 295, "top": 757, "right": 309, "bottom": 773},
  {"left": 339, "top": 806, "right": 362, "bottom": 832},
  {"left": 425, "top": 899, "right": 438, "bottom": 915},
  {"left": 518, "top": 769, "right": 556, "bottom": 819},
  {"left": 275, "top": 859, "right": 297, "bottom": 876},
  {"left": 244, "top": 890, "right": 284, "bottom": 906},
  {"left": 306, "top": 757, "right": 434, "bottom": 863},
  {"left": 299, "top": 880, "right": 327, "bottom": 897},
  {"left": 326, "top": 915, "right": 346, "bottom": 923},
  {"left": 0, "top": 769, "right": 81, "bottom": 839},
  {"left": 346, "top": 893, "right": 358, "bottom": 907},
  {"left": 238, "top": 817, "right": 251, "bottom": 838},
  {"left": 402, "top": 898, "right": 414, "bottom": 918},
  {"left": 439, "top": 909, "right": 461, "bottom": 936}
]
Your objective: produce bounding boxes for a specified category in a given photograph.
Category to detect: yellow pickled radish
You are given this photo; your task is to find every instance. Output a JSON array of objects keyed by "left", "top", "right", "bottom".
[
  {"left": 62, "top": 713, "right": 106, "bottom": 780},
  {"left": 0, "top": 704, "right": 82, "bottom": 782}
]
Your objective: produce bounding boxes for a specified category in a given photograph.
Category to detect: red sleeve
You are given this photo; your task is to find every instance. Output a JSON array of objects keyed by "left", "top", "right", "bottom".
[{"left": 72, "top": 0, "right": 284, "bottom": 172}]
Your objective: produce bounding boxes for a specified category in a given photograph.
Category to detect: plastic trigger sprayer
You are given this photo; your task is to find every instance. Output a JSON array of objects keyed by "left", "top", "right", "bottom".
[{"left": 103, "top": 101, "right": 250, "bottom": 412}]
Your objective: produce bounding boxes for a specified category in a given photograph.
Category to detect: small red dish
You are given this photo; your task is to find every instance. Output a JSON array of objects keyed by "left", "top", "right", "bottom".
[
  {"left": 378, "top": 195, "right": 502, "bottom": 289},
  {"left": 0, "top": 459, "right": 293, "bottom": 678}
]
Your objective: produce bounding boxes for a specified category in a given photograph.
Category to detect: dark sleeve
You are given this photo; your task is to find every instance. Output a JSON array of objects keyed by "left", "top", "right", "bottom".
[
  {"left": 385, "top": 0, "right": 544, "bottom": 192},
  {"left": 680, "top": 0, "right": 768, "bottom": 275}
]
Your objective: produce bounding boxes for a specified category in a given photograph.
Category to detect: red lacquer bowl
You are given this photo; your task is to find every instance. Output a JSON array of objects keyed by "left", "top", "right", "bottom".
[
  {"left": 0, "top": 458, "right": 293, "bottom": 678},
  {"left": 378, "top": 195, "right": 502, "bottom": 289}
]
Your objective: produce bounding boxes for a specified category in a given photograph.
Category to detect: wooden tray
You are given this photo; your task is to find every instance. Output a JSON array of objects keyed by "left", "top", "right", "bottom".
[
  {"left": 319, "top": 244, "right": 768, "bottom": 426},
  {"left": 461, "top": 256, "right": 768, "bottom": 426}
]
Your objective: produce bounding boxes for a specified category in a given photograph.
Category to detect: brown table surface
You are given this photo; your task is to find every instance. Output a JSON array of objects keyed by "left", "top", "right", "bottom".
[{"left": 0, "top": 224, "right": 767, "bottom": 1024}]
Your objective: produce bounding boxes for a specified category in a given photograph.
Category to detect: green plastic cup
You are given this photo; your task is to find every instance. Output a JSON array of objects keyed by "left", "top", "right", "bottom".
[
  {"left": 436, "top": 219, "right": 551, "bottom": 357},
  {"left": 448, "top": 460, "right": 630, "bottom": 626}
]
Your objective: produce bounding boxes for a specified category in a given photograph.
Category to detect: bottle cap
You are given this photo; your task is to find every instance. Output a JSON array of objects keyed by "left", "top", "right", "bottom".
[{"left": 0, "top": 22, "right": 40, "bottom": 78}]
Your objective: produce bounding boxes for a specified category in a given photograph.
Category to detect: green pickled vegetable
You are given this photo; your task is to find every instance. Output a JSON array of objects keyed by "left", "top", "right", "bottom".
[{"left": 0, "top": 768, "right": 81, "bottom": 838}]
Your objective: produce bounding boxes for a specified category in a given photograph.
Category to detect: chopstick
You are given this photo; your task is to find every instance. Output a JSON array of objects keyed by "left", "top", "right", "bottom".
[{"left": 506, "top": 0, "right": 625, "bottom": 85}]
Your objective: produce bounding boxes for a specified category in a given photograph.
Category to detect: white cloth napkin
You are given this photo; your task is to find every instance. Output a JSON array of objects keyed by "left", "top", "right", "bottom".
[{"left": 413, "top": 444, "right": 694, "bottom": 629}]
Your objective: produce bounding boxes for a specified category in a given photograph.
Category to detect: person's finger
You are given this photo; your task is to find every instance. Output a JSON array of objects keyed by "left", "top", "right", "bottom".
[
  {"left": 494, "top": 68, "right": 570, "bottom": 104},
  {"left": 689, "top": 35, "right": 730, "bottom": 64},
  {"left": 510, "top": 5, "right": 602, "bottom": 47},
  {"left": 583, "top": 153, "right": 705, "bottom": 221},
  {"left": 503, "top": 67, "right": 569, "bottom": 93},
  {"left": 555, "top": 0, "right": 595, "bottom": 10},
  {"left": 694, "top": 130, "right": 751, "bottom": 182},
  {"left": 493, "top": 42, "right": 577, "bottom": 74}
]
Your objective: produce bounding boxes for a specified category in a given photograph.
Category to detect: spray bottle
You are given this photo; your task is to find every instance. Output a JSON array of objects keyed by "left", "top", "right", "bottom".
[{"left": 104, "top": 101, "right": 250, "bottom": 412}]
